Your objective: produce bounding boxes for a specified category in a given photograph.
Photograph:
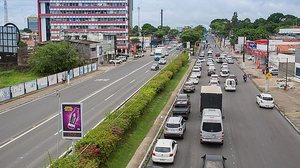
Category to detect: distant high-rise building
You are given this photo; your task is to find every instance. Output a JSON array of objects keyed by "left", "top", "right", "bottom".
[
  {"left": 37, "top": 0, "right": 133, "bottom": 53},
  {"left": 27, "top": 16, "right": 38, "bottom": 32}
]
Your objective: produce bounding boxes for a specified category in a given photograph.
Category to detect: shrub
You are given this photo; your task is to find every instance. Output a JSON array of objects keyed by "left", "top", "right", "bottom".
[{"left": 50, "top": 52, "right": 189, "bottom": 167}]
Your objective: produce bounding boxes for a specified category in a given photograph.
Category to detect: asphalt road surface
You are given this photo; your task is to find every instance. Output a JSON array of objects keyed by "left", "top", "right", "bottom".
[
  {"left": 147, "top": 36, "right": 300, "bottom": 168},
  {"left": 0, "top": 46, "right": 181, "bottom": 168}
]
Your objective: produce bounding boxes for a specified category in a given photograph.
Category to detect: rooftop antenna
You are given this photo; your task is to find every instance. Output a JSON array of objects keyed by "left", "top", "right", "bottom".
[{"left": 4, "top": 0, "right": 8, "bottom": 23}]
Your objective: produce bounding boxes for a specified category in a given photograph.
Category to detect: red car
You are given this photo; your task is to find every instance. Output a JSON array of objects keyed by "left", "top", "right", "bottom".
[{"left": 215, "top": 52, "right": 220, "bottom": 57}]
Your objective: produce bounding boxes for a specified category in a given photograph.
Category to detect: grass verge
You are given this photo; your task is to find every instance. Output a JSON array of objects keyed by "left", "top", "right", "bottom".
[
  {"left": 0, "top": 68, "right": 39, "bottom": 88},
  {"left": 105, "top": 63, "right": 189, "bottom": 168}
]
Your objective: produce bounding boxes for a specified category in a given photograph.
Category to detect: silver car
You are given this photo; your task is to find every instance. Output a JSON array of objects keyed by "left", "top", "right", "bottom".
[{"left": 164, "top": 116, "right": 186, "bottom": 139}]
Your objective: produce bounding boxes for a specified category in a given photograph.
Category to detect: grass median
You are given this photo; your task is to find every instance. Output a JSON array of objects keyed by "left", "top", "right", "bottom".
[{"left": 105, "top": 63, "right": 189, "bottom": 168}]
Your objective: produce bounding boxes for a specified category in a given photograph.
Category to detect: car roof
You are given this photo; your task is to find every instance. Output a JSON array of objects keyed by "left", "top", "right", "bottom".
[
  {"left": 261, "top": 93, "right": 272, "bottom": 97},
  {"left": 185, "top": 81, "right": 193, "bottom": 84},
  {"left": 205, "top": 154, "right": 224, "bottom": 160},
  {"left": 202, "top": 109, "right": 222, "bottom": 120},
  {"left": 167, "top": 116, "right": 182, "bottom": 124},
  {"left": 156, "top": 139, "right": 173, "bottom": 147}
]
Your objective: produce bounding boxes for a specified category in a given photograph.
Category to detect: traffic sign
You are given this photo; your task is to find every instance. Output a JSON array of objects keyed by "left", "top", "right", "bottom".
[{"left": 266, "top": 73, "right": 272, "bottom": 79}]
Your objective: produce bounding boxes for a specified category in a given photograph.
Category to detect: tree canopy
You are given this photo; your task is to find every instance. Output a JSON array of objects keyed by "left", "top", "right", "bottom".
[
  {"left": 29, "top": 42, "right": 81, "bottom": 75},
  {"left": 210, "top": 12, "right": 300, "bottom": 44}
]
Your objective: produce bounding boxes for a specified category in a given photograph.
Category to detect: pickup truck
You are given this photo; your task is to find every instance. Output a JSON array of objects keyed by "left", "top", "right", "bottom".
[{"left": 172, "top": 94, "right": 191, "bottom": 119}]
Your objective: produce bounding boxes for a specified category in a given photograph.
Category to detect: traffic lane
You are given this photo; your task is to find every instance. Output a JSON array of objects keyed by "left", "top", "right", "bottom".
[
  {"left": 0, "top": 55, "right": 155, "bottom": 146},
  {"left": 210, "top": 37, "right": 300, "bottom": 167},
  {"left": 149, "top": 61, "right": 236, "bottom": 168},
  {"left": 225, "top": 64, "right": 300, "bottom": 168},
  {"left": 0, "top": 52, "right": 179, "bottom": 168},
  {"left": 0, "top": 63, "right": 164, "bottom": 168}
]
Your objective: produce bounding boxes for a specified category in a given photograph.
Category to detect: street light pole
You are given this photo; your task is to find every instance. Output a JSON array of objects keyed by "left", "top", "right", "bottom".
[
  {"left": 284, "top": 58, "right": 288, "bottom": 90},
  {"left": 265, "top": 39, "right": 270, "bottom": 92}
]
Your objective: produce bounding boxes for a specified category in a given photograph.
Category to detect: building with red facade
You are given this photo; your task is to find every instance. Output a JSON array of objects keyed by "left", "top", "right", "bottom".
[{"left": 37, "top": 0, "right": 133, "bottom": 53}]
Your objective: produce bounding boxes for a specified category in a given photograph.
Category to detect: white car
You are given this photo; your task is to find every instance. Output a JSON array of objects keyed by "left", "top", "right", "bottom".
[
  {"left": 227, "top": 57, "right": 234, "bottom": 64},
  {"left": 207, "top": 60, "right": 213, "bottom": 66},
  {"left": 221, "top": 63, "right": 228, "bottom": 69},
  {"left": 152, "top": 139, "right": 178, "bottom": 163},
  {"left": 192, "top": 66, "right": 202, "bottom": 78},
  {"left": 220, "top": 69, "right": 230, "bottom": 77},
  {"left": 109, "top": 59, "right": 122, "bottom": 64},
  {"left": 159, "top": 58, "right": 167, "bottom": 65},
  {"left": 189, "top": 75, "right": 199, "bottom": 84},
  {"left": 224, "top": 78, "right": 236, "bottom": 91},
  {"left": 256, "top": 93, "right": 275, "bottom": 109},
  {"left": 209, "top": 78, "right": 220, "bottom": 86},
  {"left": 210, "top": 74, "right": 220, "bottom": 83},
  {"left": 150, "top": 52, "right": 155, "bottom": 56}
]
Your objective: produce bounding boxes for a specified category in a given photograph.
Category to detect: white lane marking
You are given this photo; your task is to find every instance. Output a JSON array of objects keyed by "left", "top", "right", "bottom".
[
  {"left": 0, "top": 114, "right": 58, "bottom": 149},
  {"left": 105, "top": 93, "right": 115, "bottom": 101},
  {"left": 80, "top": 61, "right": 152, "bottom": 103},
  {"left": 145, "top": 70, "right": 149, "bottom": 73},
  {"left": 95, "top": 78, "right": 110, "bottom": 82},
  {"left": 129, "top": 79, "right": 136, "bottom": 84},
  {"left": 0, "top": 61, "right": 153, "bottom": 150},
  {"left": 54, "top": 129, "right": 62, "bottom": 136}
]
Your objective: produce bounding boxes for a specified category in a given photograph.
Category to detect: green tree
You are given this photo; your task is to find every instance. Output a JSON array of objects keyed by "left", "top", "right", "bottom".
[
  {"left": 141, "top": 23, "right": 157, "bottom": 36},
  {"left": 168, "top": 29, "right": 180, "bottom": 39},
  {"left": 130, "top": 38, "right": 141, "bottom": 44},
  {"left": 267, "top": 13, "right": 285, "bottom": 23},
  {"left": 180, "top": 28, "right": 200, "bottom": 45},
  {"left": 231, "top": 12, "right": 239, "bottom": 30},
  {"left": 130, "top": 25, "right": 139, "bottom": 36},
  {"left": 29, "top": 42, "right": 81, "bottom": 75},
  {"left": 253, "top": 18, "right": 267, "bottom": 28},
  {"left": 23, "top": 28, "right": 32, "bottom": 33}
]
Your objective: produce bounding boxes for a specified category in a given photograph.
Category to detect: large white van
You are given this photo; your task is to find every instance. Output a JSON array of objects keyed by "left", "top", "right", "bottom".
[
  {"left": 224, "top": 78, "right": 236, "bottom": 91},
  {"left": 200, "top": 109, "right": 224, "bottom": 145}
]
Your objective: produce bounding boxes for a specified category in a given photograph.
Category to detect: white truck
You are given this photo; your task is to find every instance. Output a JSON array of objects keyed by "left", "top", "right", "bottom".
[{"left": 154, "top": 47, "right": 167, "bottom": 61}]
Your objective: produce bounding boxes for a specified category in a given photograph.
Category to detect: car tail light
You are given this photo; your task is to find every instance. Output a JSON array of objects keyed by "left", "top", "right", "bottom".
[
  {"left": 222, "top": 132, "right": 224, "bottom": 139},
  {"left": 169, "top": 153, "right": 174, "bottom": 157},
  {"left": 152, "top": 152, "right": 156, "bottom": 156}
]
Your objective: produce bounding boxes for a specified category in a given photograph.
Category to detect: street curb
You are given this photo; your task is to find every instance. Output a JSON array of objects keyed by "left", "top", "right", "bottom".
[
  {"left": 127, "top": 59, "right": 195, "bottom": 168},
  {"left": 228, "top": 47, "right": 300, "bottom": 135},
  {"left": 274, "top": 104, "right": 300, "bottom": 135}
]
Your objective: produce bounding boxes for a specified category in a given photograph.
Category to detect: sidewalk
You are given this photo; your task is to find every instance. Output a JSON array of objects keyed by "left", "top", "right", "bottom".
[
  {"left": 0, "top": 64, "right": 117, "bottom": 112},
  {"left": 222, "top": 46, "right": 300, "bottom": 134}
]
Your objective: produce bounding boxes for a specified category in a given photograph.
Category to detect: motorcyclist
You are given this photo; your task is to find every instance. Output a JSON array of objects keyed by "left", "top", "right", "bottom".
[{"left": 243, "top": 73, "right": 247, "bottom": 82}]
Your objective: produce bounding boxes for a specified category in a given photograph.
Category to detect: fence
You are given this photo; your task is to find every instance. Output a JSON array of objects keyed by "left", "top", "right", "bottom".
[{"left": 0, "top": 63, "right": 98, "bottom": 103}]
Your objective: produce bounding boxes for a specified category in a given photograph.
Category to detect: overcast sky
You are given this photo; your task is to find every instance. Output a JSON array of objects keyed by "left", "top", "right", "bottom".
[{"left": 0, "top": 0, "right": 299, "bottom": 29}]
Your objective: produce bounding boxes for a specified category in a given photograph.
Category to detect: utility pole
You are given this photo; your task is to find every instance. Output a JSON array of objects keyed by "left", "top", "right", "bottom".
[
  {"left": 138, "top": 7, "right": 141, "bottom": 37},
  {"left": 284, "top": 58, "right": 288, "bottom": 90},
  {"left": 242, "top": 36, "right": 246, "bottom": 68},
  {"left": 160, "top": 9, "right": 163, "bottom": 28},
  {"left": 265, "top": 39, "right": 270, "bottom": 92},
  {"left": 4, "top": 0, "right": 8, "bottom": 24}
]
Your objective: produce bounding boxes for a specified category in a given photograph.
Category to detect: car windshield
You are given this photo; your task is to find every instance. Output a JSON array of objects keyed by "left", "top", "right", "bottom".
[
  {"left": 202, "top": 123, "right": 222, "bottom": 132},
  {"left": 263, "top": 97, "right": 273, "bottom": 101},
  {"left": 205, "top": 160, "right": 224, "bottom": 168},
  {"left": 155, "top": 147, "right": 171, "bottom": 153},
  {"left": 166, "top": 124, "right": 180, "bottom": 128},
  {"left": 185, "top": 83, "right": 193, "bottom": 86}
]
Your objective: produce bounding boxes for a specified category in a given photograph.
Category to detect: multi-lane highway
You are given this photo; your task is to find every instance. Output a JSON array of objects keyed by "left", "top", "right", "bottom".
[
  {"left": 0, "top": 47, "right": 180, "bottom": 168},
  {"left": 148, "top": 36, "right": 300, "bottom": 168}
]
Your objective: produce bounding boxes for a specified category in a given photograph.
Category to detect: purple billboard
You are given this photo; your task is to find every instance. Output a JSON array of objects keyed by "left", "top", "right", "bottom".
[{"left": 61, "top": 103, "right": 83, "bottom": 139}]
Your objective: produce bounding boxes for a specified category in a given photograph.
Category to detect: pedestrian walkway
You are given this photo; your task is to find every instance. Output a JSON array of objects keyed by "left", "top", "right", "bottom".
[
  {"left": 222, "top": 46, "right": 300, "bottom": 133},
  {"left": 0, "top": 64, "right": 116, "bottom": 112}
]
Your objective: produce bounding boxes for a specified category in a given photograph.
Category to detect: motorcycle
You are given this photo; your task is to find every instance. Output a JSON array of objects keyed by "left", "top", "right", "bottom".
[{"left": 243, "top": 74, "right": 247, "bottom": 82}]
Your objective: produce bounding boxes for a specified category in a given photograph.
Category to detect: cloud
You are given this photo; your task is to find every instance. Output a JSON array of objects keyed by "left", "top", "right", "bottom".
[
  {"left": 0, "top": 0, "right": 299, "bottom": 29},
  {"left": 133, "top": 0, "right": 300, "bottom": 28}
]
